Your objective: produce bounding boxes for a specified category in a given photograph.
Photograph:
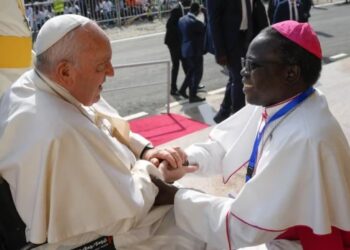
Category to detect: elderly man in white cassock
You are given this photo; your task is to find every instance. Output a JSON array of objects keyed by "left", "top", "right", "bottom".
[
  {"left": 0, "top": 14, "right": 203, "bottom": 249},
  {"left": 0, "top": 0, "right": 33, "bottom": 96},
  {"left": 153, "top": 21, "right": 350, "bottom": 250}
]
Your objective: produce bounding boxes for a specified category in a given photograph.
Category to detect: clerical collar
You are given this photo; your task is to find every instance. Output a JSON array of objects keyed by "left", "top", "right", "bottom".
[
  {"left": 35, "top": 69, "right": 83, "bottom": 108},
  {"left": 263, "top": 92, "right": 301, "bottom": 119}
]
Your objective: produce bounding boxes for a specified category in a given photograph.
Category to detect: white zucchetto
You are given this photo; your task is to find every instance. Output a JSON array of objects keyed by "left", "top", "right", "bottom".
[{"left": 34, "top": 14, "right": 90, "bottom": 55}]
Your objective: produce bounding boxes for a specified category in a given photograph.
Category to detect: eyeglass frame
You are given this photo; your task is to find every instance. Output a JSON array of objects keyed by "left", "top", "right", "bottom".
[{"left": 241, "top": 57, "right": 288, "bottom": 73}]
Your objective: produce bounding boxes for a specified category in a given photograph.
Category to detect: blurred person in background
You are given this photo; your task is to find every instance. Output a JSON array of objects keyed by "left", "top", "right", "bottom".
[
  {"left": 53, "top": 0, "right": 65, "bottom": 15},
  {"left": 164, "top": 0, "right": 192, "bottom": 96},
  {"left": 207, "top": 0, "right": 268, "bottom": 123},
  {"left": 268, "top": 0, "right": 313, "bottom": 24},
  {"left": 178, "top": 2, "right": 206, "bottom": 103}
]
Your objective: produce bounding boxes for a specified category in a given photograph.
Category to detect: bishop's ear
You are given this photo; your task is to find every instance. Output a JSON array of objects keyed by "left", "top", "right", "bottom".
[{"left": 285, "top": 65, "right": 300, "bottom": 84}]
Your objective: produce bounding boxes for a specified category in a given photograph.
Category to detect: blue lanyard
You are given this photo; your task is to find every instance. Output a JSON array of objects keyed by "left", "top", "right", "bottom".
[{"left": 245, "top": 87, "right": 315, "bottom": 182}]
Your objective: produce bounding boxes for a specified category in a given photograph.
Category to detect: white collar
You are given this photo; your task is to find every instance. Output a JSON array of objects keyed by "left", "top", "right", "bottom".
[{"left": 263, "top": 92, "right": 302, "bottom": 119}]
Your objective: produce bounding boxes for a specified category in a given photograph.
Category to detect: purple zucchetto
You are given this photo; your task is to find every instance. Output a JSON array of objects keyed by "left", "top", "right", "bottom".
[{"left": 272, "top": 20, "right": 322, "bottom": 59}]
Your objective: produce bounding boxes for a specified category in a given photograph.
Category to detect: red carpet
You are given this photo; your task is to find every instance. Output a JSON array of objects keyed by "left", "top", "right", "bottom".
[{"left": 129, "top": 113, "right": 209, "bottom": 146}]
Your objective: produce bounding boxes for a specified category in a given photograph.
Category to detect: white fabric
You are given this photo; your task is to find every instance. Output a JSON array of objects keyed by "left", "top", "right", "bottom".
[
  {"left": 0, "top": 69, "right": 205, "bottom": 249},
  {"left": 0, "top": 0, "right": 32, "bottom": 96},
  {"left": 176, "top": 90, "right": 350, "bottom": 249},
  {"left": 0, "top": 0, "right": 31, "bottom": 36},
  {"left": 288, "top": 0, "right": 299, "bottom": 21},
  {"left": 240, "top": 0, "right": 253, "bottom": 30},
  {"left": 34, "top": 14, "right": 90, "bottom": 55},
  {"left": 0, "top": 68, "right": 30, "bottom": 96},
  {"left": 179, "top": 1, "right": 185, "bottom": 16}
]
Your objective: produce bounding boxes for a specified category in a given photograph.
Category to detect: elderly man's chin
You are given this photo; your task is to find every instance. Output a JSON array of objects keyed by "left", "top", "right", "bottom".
[
  {"left": 84, "top": 94, "right": 101, "bottom": 106},
  {"left": 92, "top": 86, "right": 103, "bottom": 105},
  {"left": 92, "top": 94, "right": 101, "bottom": 105}
]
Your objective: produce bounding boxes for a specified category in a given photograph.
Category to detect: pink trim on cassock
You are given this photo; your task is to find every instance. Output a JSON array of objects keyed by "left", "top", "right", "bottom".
[
  {"left": 222, "top": 160, "right": 248, "bottom": 184},
  {"left": 226, "top": 211, "right": 232, "bottom": 250},
  {"left": 229, "top": 211, "right": 285, "bottom": 232}
]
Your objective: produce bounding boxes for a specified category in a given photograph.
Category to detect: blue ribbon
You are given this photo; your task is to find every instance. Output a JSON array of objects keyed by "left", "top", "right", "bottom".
[{"left": 245, "top": 87, "right": 315, "bottom": 182}]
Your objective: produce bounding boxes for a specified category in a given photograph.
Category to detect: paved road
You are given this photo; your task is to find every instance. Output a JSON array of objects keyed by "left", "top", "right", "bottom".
[
  {"left": 102, "top": 3, "right": 350, "bottom": 117},
  {"left": 311, "top": 3, "right": 350, "bottom": 61}
]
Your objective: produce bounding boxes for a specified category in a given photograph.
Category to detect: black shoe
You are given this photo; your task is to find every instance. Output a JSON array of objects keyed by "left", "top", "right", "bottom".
[
  {"left": 170, "top": 90, "right": 180, "bottom": 96},
  {"left": 198, "top": 84, "right": 205, "bottom": 89},
  {"left": 179, "top": 90, "right": 189, "bottom": 99},
  {"left": 213, "top": 110, "right": 230, "bottom": 123},
  {"left": 189, "top": 96, "right": 206, "bottom": 103}
]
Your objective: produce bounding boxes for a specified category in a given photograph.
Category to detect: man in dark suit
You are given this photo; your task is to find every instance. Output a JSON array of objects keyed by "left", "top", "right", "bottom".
[
  {"left": 268, "top": 0, "right": 312, "bottom": 24},
  {"left": 178, "top": 2, "right": 206, "bottom": 103},
  {"left": 164, "top": 0, "right": 192, "bottom": 96},
  {"left": 207, "top": 0, "right": 268, "bottom": 123}
]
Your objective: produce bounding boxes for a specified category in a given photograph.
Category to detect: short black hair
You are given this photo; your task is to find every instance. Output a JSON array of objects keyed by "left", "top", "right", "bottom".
[
  {"left": 263, "top": 27, "right": 322, "bottom": 86},
  {"left": 190, "top": 2, "right": 200, "bottom": 14},
  {"left": 181, "top": 0, "right": 192, "bottom": 7}
]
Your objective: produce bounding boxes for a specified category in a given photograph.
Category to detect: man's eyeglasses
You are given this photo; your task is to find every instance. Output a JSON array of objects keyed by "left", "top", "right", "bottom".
[{"left": 241, "top": 57, "right": 284, "bottom": 73}]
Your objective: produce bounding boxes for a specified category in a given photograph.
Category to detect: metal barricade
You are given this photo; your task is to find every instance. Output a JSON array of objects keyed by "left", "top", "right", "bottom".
[
  {"left": 24, "top": 0, "right": 203, "bottom": 36},
  {"left": 102, "top": 59, "right": 171, "bottom": 116}
]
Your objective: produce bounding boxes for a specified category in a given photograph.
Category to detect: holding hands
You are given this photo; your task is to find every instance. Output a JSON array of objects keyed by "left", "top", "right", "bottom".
[
  {"left": 142, "top": 146, "right": 198, "bottom": 182},
  {"left": 158, "top": 160, "right": 198, "bottom": 183}
]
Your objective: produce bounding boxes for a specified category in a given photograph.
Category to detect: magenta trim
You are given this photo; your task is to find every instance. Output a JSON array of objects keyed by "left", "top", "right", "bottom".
[
  {"left": 223, "top": 160, "right": 249, "bottom": 184},
  {"left": 229, "top": 211, "right": 286, "bottom": 232},
  {"left": 226, "top": 211, "right": 232, "bottom": 250}
]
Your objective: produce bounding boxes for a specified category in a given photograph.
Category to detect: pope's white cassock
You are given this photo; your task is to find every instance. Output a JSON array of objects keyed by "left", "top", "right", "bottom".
[
  {"left": 175, "top": 89, "right": 350, "bottom": 250},
  {"left": 0, "top": 0, "right": 32, "bottom": 96},
  {"left": 0, "top": 69, "right": 206, "bottom": 249}
]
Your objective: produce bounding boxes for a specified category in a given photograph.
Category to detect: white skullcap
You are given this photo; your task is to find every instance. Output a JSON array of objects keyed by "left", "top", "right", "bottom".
[{"left": 35, "top": 14, "right": 91, "bottom": 55}]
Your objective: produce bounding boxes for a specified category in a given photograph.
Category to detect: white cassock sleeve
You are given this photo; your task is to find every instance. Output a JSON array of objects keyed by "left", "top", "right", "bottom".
[
  {"left": 129, "top": 131, "right": 152, "bottom": 158},
  {"left": 185, "top": 105, "right": 259, "bottom": 177},
  {"left": 185, "top": 140, "right": 226, "bottom": 176}
]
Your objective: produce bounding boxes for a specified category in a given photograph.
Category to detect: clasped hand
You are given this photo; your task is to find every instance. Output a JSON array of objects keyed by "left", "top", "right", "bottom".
[{"left": 142, "top": 147, "right": 198, "bottom": 182}]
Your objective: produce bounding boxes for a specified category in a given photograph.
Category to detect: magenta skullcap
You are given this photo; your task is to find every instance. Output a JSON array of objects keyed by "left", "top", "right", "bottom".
[{"left": 272, "top": 21, "right": 322, "bottom": 59}]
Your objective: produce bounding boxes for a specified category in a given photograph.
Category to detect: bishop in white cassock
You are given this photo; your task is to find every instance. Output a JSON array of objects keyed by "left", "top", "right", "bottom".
[
  {"left": 0, "top": 14, "right": 204, "bottom": 249},
  {"left": 153, "top": 21, "right": 350, "bottom": 250}
]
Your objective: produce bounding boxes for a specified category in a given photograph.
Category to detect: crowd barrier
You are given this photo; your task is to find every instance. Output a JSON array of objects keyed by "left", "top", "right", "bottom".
[{"left": 24, "top": 0, "right": 203, "bottom": 36}]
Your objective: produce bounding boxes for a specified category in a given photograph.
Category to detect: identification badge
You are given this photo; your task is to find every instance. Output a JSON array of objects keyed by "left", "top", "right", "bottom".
[{"left": 72, "top": 236, "right": 116, "bottom": 250}]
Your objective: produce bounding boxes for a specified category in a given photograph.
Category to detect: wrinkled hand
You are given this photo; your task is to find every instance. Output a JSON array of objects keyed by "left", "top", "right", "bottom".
[
  {"left": 151, "top": 175, "right": 178, "bottom": 206},
  {"left": 142, "top": 147, "right": 187, "bottom": 169},
  {"left": 216, "top": 55, "right": 228, "bottom": 66},
  {"left": 158, "top": 161, "right": 198, "bottom": 183}
]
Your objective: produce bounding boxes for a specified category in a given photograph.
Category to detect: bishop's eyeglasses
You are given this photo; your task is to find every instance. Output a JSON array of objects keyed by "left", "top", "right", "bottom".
[{"left": 241, "top": 57, "right": 285, "bottom": 73}]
